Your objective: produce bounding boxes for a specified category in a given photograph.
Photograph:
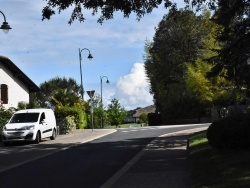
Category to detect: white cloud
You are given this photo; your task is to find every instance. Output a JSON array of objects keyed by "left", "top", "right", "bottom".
[{"left": 112, "top": 63, "right": 153, "bottom": 110}]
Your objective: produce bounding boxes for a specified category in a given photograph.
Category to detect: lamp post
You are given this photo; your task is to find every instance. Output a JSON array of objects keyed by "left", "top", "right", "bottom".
[
  {"left": 0, "top": 11, "right": 12, "bottom": 34},
  {"left": 79, "top": 48, "right": 93, "bottom": 101},
  {"left": 100, "top": 76, "right": 109, "bottom": 128}
]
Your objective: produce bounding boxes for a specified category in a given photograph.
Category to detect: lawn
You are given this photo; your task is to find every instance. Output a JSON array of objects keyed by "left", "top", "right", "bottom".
[
  {"left": 189, "top": 131, "right": 250, "bottom": 188},
  {"left": 104, "top": 123, "right": 141, "bottom": 129}
]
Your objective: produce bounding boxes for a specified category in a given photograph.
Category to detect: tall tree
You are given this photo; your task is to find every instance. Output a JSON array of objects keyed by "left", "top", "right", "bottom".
[
  {"left": 35, "top": 77, "right": 82, "bottom": 108},
  {"left": 209, "top": 0, "right": 250, "bottom": 88},
  {"left": 107, "top": 98, "right": 126, "bottom": 127},
  {"left": 145, "top": 9, "right": 213, "bottom": 120}
]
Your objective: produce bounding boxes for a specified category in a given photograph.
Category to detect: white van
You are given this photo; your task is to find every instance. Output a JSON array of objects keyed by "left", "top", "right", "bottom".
[{"left": 1, "top": 109, "right": 57, "bottom": 145}]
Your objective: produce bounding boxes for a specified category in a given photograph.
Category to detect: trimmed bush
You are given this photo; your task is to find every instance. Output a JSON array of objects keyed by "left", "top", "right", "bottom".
[
  {"left": 57, "top": 116, "right": 76, "bottom": 134},
  {"left": 207, "top": 113, "right": 250, "bottom": 149},
  {"left": 55, "top": 106, "right": 87, "bottom": 129},
  {"left": 0, "top": 110, "right": 13, "bottom": 130}
]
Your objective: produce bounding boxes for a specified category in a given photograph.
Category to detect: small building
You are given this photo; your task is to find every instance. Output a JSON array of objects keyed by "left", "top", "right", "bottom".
[
  {"left": 0, "top": 56, "right": 40, "bottom": 109},
  {"left": 133, "top": 105, "right": 156, "bottom": 123}
]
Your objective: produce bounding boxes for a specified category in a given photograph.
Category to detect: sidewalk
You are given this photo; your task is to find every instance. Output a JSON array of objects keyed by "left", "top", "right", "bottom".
[
  {"left": 52, "top": 128, "right": 117, "bottom": 145},
  {"left": 102, "top": 127, "right": 207, "bottom": 188}
]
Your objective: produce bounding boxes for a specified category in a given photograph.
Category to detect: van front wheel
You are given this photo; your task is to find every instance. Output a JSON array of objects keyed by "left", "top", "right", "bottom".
[
  {"left": 50, "top": 129, "right": 56, "bottom": 140},
  {"left": 35, "top": 131, "right": 40, "bottom": 144}
]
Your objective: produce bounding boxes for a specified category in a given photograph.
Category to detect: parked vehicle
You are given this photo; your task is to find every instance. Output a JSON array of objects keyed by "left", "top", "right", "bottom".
[{"left": 1, "top": 109, "right": 57, "bottom": 145}]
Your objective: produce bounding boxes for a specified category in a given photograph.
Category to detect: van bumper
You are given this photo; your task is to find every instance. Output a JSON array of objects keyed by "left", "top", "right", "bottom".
[{"left": 1, "top": 131, "right": 35, "bottom": 142}]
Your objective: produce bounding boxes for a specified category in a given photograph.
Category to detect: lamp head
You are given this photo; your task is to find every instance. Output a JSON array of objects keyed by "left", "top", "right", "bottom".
[
  {"left": 88, "top": 53, "right": 93, "bottom": 60},
  {"left": 0, "top": 21, "right": 11, "bottom": 34},
  {"left": 106, "top": 79, "right": 110, "bottom": 84}
]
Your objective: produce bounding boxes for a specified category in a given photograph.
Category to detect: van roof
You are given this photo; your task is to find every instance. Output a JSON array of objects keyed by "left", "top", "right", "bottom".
[{"left": 15, "top": 109, "right": 53, "bottom": 114}]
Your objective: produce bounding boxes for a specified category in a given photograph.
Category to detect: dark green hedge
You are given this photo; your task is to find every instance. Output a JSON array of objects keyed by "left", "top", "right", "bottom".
[
  {"left": 55, "top": 106, "right": 87, "bottom": 129},
  {"left": 207, "top": 113, "right": 250, "bottom": 149}
]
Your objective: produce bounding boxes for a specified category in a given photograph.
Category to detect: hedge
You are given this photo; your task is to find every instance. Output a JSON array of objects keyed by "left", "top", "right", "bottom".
[
  {"left": 207, "top": 113, "right": 250, "bottom": 149},
  {"left": 55, "top": 106, "right": 87, "bottom": 129}
]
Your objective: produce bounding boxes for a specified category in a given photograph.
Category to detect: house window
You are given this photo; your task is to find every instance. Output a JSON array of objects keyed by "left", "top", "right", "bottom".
[{"left": 0, "top": 84, "right": 8, "bottom": 104}]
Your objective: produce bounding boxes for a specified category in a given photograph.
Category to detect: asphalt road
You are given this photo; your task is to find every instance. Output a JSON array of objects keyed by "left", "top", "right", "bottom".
[{"left": 0, "top": 124, "right": 209, "bottom": 188}]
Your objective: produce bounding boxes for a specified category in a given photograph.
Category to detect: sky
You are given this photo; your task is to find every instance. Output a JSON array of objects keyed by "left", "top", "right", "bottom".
[{"left": 0, "top": 0, "right": 185, "bottom": 110}]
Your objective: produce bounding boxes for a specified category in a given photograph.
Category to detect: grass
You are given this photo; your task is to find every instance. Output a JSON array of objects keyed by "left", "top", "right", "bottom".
[
  {"left": 104, "top": 123, "right": 142, "bottom": 129},
  {"left": 189, "top": 131, "right": 250, "bottom": 188}
]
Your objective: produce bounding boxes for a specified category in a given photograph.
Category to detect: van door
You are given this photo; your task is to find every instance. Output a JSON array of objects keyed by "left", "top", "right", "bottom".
[
  {"left": 39, "top": 112, "right": 48, "bottom": 138},
  {"left": 45, "top": 111, "right": 54, "bottom": 136}
]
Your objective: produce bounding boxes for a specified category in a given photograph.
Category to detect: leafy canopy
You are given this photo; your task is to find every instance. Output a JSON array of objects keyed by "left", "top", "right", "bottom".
[
  {"left": 35, "top": 77, "right": 82, "bottom": 108},
  {"left": 41, "top": 0, "right": 218, "bottom": 24}
]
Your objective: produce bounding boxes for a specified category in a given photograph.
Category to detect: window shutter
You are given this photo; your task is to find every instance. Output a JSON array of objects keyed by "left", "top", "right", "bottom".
[{"left": 1, "top": 84, "right": 8, "bottom": 104}]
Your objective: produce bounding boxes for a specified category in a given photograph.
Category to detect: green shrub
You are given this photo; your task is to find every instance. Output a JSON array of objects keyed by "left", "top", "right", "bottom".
[
  {"left": 57, "top": 116, "right": 76, "bottom": 134},
  {"left": 137, "top": 119, "right": 142, "bottom": 124},
  {"left": 207, "top": 113, "right": 250, "bottom": 149},
  {"left": 0, "top": 110, "right": 13, "bottom": 130},
  {"left": 55, "top": 106, "right": 87, "bottom": 129}
]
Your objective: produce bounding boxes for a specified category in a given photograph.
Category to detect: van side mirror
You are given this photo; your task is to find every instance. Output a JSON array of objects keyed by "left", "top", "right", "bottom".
[{"left": 41, "top": 119, "right": 47, "bottom": 124}]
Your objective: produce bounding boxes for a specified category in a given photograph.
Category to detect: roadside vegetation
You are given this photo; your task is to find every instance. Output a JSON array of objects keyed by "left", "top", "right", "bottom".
[{"left": 190, "top": 114, "right": 250, "bottom": 187}]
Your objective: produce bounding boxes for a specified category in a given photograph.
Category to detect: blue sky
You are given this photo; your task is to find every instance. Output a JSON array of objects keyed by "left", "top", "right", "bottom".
[{"left": 0, "top": 0, "right": 185, "bottom": 110}]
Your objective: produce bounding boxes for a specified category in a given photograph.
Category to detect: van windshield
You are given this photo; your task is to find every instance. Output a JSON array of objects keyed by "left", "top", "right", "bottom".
[{"left": 10, "top": 113, "right": 40, "bottom": 123}]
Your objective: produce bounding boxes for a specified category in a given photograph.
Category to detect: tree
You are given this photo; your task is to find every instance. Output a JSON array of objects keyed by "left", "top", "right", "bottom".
[
  {"left": 145, "top": 9, "right": 214, "bottom": 120},
  {"left": 139, "top": 113, "right": 148, "bottom": 125},
  {"left": 107, "top": 98, "right": 126, "bottom": 127},
  {"left": 41, "top": 0, "right": 219, "bottom": 24},
  {"left": 185, "top": 15, "right": 235, "bottom": 113},
  {"left": 209, "top": 0, "right": 250, "bottom": 89},
  {"left": 35, "top": 77, "right": 82, "bottom": 108},
  {"left": 86, "top": 93, "right": 104, "bottom": 128},
  {"left": 42, "top": 0, "right": 250, "bottom": 85}
]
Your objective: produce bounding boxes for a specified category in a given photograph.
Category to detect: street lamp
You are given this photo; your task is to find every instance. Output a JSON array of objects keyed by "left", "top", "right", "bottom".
[
  {"left": 0, "top": 11, "right": 12, "bottom": 34},
  {"left": 79, "top": 48, "right": 93, "bottom": 101},
  {"left": 100, "top": 76, "right": 109, "bottom": 128}
]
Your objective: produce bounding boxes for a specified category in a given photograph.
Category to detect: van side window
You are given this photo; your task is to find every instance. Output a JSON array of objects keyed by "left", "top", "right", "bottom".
[{"left": 40, "top": 112, "right": 45, "bottom": 124}]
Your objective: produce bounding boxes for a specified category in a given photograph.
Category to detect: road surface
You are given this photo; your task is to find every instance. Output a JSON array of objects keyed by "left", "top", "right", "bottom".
[{"left": 0, "top": 124, "right": 209, "bottom": 188}]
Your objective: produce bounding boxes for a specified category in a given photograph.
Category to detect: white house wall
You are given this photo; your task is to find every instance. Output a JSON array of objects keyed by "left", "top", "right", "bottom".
[{"left": 0, "top": 63, "right": 29, "bottom": 109}]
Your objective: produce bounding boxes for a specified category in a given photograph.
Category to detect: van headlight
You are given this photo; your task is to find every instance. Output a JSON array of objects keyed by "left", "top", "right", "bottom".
[
  {"left": 25, "top": 125, "right": 35, "bottom": 130},
  {"left": 3, "top": 126, "right": 7, "bottom": 131}
]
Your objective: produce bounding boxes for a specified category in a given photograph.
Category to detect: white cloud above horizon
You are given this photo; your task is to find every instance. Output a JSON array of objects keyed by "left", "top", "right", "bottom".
[{"left": 112, "top": 63, "right": 153, "bottom": 110}]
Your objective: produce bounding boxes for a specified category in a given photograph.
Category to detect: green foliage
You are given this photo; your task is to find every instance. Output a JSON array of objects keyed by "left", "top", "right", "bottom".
[
  {"left": 185, "top": 59, "right": 234, "bottom": 108},
  {"left": 0, "top": 109, "right": 13, "bottom": 130},
  {"left": 139, "top": 113, "right": 148, "bottom": 124},
  {"left": 57, "top": 115, "right": 76, "bottom": 134},
  {"left": 107, "top": 98, "right": 126, "bottom": 127},
  {"left": 144, "top": 9, "right": 236, "bottom": 122},
  {"left": 35, "top": 77, "right": 82, "bottom": 108},
  {"left": 42, "top": 0, "right": 179, "bottom": 24},
  {"left": 27, "top": 93, "right": 40, "bottom": 109},
  {"left": 210, "top": 1, "right": 250, "bottom": 88},
  {"left": 55, "top": 106, "right": 87, "bottom": 129},
  {"left": 207, "top": 113, "right": 250, "bottom": 149},
  {"left": 145, "top": 9, "right": 216, "bottom": 121},
  {"left": 17, "top": 101, "right": 28, "bottom": 110}
]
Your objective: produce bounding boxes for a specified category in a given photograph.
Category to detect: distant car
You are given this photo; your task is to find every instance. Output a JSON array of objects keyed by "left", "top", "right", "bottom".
[{"left": 1, "top": 109, "right": 57, "bottom": 145}]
